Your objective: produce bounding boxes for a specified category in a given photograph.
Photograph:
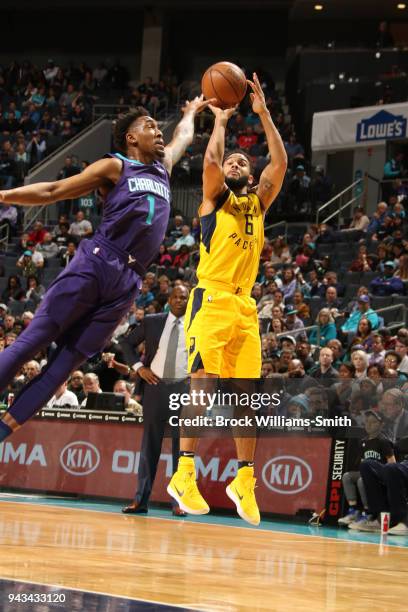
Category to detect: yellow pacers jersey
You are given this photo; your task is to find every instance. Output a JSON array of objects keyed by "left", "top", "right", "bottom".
[{"left": 197, "top": 188, "right": 264, "bottom": 289}]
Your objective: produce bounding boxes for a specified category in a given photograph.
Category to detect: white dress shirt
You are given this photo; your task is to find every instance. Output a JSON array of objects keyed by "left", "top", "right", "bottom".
[
  {"left": 47, "top": 389, "right": 79, "bottom": 408},
  {"left": 133, "top": 313, "right": 187, "bottom": 379}
]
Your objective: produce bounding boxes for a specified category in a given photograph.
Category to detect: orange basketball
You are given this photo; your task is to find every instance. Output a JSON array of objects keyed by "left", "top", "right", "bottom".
[{"left": 201, "top": 61, "right": 247, "bottom": 109}]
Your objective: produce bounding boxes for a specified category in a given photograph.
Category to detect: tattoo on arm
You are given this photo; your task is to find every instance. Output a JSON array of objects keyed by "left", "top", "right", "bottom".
[{"left": 259, "top": 177, "right": 273, "bottom": 193}]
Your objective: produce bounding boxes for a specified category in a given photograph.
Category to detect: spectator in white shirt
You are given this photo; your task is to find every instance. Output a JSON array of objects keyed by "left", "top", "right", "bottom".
[
  {"left": 47, "top": 381, "right": 79, "bottom": 408},
  {"left": 348, "top": 207, "right": 370, "bottom": 232},
  {"left": 168, "top": 225, "right": 195, "bottom": 251},
  {"left": 69, "top": 210, "right": 93, "bottom": 238}
]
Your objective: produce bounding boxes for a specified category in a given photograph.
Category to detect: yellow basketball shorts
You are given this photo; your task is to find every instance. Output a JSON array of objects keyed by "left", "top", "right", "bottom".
[{"left": 185, "top": 285, "right": 261, "bottom": 378}]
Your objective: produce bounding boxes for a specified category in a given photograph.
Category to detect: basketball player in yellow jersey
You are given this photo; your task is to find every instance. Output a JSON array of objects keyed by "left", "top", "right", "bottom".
[{"left": 168, "top": 74, "right": 287, "bottom": 525}]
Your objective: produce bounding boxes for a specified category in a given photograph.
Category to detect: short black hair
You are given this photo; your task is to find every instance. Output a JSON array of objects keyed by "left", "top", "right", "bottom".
[
  {"left": 223, "top": 149, "right": 253, "bottom": 172},
  {"left": 113, "top": 107, "right": 149, "bottom": 153}
]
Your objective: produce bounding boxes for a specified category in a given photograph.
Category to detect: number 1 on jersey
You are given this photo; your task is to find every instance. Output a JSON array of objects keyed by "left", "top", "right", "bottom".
[{"left": 146, "top": 195, "right": 155, "bottom": 225}]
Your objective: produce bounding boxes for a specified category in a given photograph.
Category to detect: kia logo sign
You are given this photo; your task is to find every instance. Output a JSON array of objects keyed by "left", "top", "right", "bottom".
[
  {"left": 60, "top": 441, "right": 100, "bottom": 476},
  {"left": 262, "top": 455, "right": 312, "bottom": 495}
]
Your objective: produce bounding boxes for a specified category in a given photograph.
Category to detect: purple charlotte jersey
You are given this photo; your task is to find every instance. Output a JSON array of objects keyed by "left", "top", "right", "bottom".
[
  {"left": 32, "top": 153, "right": 171, "bottom": 357},
  {"left": 96, "top": 153, "right": 171, "bottom": 268}
]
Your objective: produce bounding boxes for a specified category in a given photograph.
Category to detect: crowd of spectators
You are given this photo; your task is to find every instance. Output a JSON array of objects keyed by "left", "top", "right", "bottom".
[
  {"left": 0, "top": 59, "right": 179, "bottom": 190},
  {"left": 1, "top": 193, "right": 408, "bottom": 415}
]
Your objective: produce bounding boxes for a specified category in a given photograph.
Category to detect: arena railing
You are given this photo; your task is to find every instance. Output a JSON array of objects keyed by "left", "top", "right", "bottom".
[
  {"left": 316, "top": 177, "right": 365, "bottom": 226},
  {"left": 369, "top": 175, "right": 408, "bottom": 203},
  {"left": 264, "top": 220, "right": 288, "bottom": 242},
  {"left": 272, "top": 303, "right": 406, "bottom": 345}
]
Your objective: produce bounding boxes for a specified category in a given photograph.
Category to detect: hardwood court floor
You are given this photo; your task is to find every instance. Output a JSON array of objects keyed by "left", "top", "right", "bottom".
[{"left": 0, "top": 498, "right": 407, "bottom": 611}]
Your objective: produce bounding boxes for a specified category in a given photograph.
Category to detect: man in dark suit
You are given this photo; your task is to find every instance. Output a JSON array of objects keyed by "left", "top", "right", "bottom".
[
  {"left": 381, "top": 389, "right": 408, "bottom": 443},
  {"left": 121, "top": 285, "right": 189, "bottom": 516}
]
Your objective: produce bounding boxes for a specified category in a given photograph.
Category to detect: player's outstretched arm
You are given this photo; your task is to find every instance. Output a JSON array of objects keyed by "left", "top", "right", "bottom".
[
  {"left": 248, "top": 73, "right": 287, "bottom": 211},
  {"left": 202, "top": 105, "right": 236, "bottom": 206},
  {"left": 0, "top": 157, "right": 122, "bottom": 207},
  {"left": 164, "top": 95, "right": 214, "bottom": 174}
]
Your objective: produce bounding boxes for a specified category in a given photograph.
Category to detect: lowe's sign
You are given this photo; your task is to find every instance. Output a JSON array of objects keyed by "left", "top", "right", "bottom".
[{"left": 356, "top": 110, "right": 407, "bottom": 143}]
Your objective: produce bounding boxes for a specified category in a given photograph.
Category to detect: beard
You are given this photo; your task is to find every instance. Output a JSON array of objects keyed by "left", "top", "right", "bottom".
[{"left": 225, "top": 174, "right": 249, "bottom": 190}]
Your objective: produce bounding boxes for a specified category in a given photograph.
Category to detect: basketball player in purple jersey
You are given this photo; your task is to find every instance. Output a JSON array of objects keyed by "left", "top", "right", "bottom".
[{"left": 0, "top": 96, "right": 212, "bottom": 442}]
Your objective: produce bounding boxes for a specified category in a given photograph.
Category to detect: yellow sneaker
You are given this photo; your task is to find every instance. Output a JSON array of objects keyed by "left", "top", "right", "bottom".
[
  {"left": 226, "top": 466, "right": 260, "bottom": 526},
  {"left": 167, "top": 457, "right": 210, "bottom": 515}
]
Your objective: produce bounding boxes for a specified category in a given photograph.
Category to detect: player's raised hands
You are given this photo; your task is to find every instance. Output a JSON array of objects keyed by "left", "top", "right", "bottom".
[
  {"left": 247, "top": 73, "right": 268, "bottom": 115},
  {"left": 182, "top": 94, "right": 217, "bottom": 115},
  {"left": 208, "top": 104, "right": 237, "bottom": 121}
]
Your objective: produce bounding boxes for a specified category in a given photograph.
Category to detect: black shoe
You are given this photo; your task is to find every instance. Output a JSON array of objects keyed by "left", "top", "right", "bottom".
[
  {"left": 172, "top": 507, "right": 187, "bottom": 517},
  {"left": 122, "top": 501, "right": 148, "bottom": 514}
]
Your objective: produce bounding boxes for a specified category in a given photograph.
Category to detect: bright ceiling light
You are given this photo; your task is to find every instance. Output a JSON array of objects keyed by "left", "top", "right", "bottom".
[
  {"left": 314, "top": 4, "right": 324, "bottom": 10},
  {"left": 397, "top": 3, "right": 406, "bottom": 9}
]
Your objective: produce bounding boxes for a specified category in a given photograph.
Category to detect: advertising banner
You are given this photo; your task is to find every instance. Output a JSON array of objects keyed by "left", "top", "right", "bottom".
[
  {"left": 0, "top": 421, "right": 331, "bottom": 516},
  {"left": 311, "top": 102, "right": 408, "bottom": 151}
]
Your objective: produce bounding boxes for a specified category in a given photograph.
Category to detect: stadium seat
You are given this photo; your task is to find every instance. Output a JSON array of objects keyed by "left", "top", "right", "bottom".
[
  {"left": 310, "top": 297, "right": 323, "bottom": 320},
  {"left": 371, "top": 296, "right": 393, "bottom": 310},
  {"left": 344, "top": 284, "right": 360, "bottom": 299},
  {"left": 344, "top": 271, "right": 361, "bottom": 284},
  {"left": 46, "top": 258, "right": 62, "bottom": 269},
  {"left": 360, "top": 271, "right": 377, "bottom": 284}
]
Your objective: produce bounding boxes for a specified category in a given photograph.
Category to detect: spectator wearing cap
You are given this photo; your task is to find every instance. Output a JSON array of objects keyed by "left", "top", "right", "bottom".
[
  {"left": 283, "top": 306, "right": 306, "bottom": 341},
  {"left": 341, "top": 295, "right": 379, "bottom": 335},
  {"left": 309, "top": 308, "right": 336, "bottom": 347},
  {"left": 16, "top": 251, "right": 37, "bottom": 277},
  {"left": 369, "top": 261, "right": 405, "bottom": 296}
]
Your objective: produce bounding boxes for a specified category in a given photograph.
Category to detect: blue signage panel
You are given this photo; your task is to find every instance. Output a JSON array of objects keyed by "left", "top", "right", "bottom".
[{"left": 356, "top": 110, "right": 407, "bottom": 143}]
